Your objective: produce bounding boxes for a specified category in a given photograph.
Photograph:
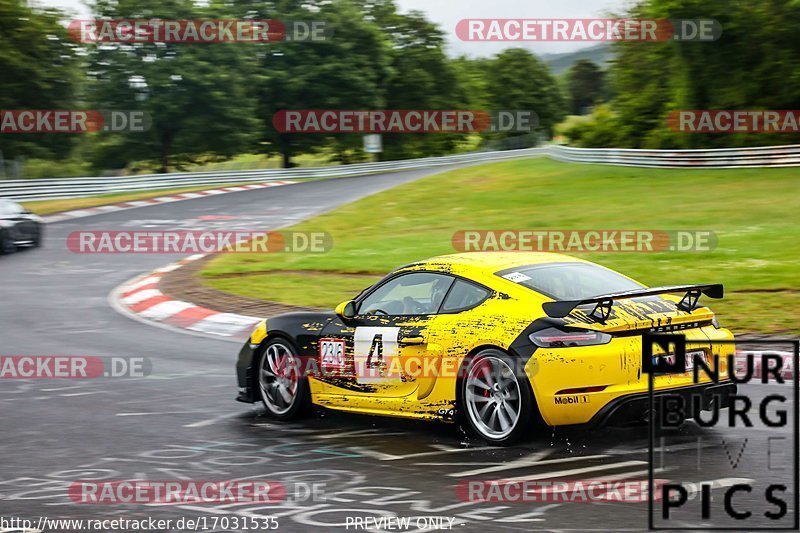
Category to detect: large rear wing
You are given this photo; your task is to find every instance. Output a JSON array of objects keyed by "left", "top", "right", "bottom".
[{"left": 542, "top": 284, "right": 724, "bottom": 321}]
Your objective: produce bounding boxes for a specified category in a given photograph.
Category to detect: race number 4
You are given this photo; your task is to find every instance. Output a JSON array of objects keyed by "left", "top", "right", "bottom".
[
  {"left": 354, "top": 327, "right": 401, "bottom": 384},
  {"left": 319, "top": 338, "right": 345, "bottom": 368}
]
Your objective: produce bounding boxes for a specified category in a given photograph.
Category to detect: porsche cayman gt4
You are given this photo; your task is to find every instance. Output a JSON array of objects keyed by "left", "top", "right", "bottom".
[{"left": 236, "top": 252, "right": 736, "bottom": 445}]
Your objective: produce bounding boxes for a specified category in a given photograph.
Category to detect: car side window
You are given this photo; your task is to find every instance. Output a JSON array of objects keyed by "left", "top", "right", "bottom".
[
  {"left": 441, "top": 279, "right": 491, "bottom": 312},
  {"left": 358, "top": 272, "right": 454, "bottom": 316}
]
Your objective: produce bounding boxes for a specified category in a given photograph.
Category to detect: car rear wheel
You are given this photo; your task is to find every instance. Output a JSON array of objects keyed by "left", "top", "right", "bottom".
[
  {"left": 460, "top": 349, "right": 534, "bottom": 446},
  {"left": 257, "top": 338, "right": 310, "bottom": 420}
]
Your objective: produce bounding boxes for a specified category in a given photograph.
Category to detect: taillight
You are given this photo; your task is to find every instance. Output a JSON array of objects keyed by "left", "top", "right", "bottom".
[{"left": 529, "top": 327, "right": 612, "bottom": 348}]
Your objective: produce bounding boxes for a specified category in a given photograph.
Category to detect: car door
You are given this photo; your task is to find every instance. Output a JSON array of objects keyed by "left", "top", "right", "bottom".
[
  {"left": 317, "top": 271, "right": 455, "bottom": 398},
  {"left": 424, "top": 278, "right": 495, "bottom": 397}
]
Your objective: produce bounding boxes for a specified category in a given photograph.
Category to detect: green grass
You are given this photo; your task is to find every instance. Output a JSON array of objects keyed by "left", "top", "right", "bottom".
[
  {"left": 201, "top": 157, "right": 800, "bottom": 334},
  {"left": 207, "top": 272, "right": 383, "bottom": 309},
  {"left": 175, "top": 152, "right": 338, "bottom": 173}
]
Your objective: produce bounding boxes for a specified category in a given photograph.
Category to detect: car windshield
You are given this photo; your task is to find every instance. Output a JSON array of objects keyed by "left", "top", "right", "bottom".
[{"left": 497, "top": 262, "right": 644, "bottom": 301}]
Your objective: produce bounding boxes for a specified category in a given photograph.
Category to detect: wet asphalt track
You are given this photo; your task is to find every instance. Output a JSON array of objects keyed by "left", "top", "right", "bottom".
[{"left": 0, "top": 166, "right": 797, "bottom": 532}]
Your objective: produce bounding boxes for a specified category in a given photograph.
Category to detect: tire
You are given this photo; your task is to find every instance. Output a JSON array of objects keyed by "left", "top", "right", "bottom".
[
  {"left": 257, "top": 338, "right": 311, "bottom": 421},
  {"left": 0, "top": 231, "right": 16, "bottom": 255},
  {"left": 458, "top": 349, "right": 536, "bottom": 446},
  {"left": 32, "top": 226, "right": 43, "bottom": 248}
]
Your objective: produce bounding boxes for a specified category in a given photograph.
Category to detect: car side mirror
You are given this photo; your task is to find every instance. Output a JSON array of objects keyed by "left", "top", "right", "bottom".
[{"left": 335, "top": 300, "right": 357, "bottom": 320}]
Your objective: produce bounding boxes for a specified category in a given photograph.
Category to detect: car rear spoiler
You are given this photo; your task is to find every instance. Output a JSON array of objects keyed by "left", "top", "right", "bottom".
[{"left": 542, "top": 284, "right": 724, "bottom": 321}]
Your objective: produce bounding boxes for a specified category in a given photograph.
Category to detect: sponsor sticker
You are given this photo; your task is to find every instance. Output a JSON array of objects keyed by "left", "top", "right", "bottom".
[
  {"left": 554, "top": 394, "right": 590, "bottom": 405},
  {"left": 501, "top": 272, "right": 531, "bottom": 283},
  {"left": 319, "top": 339, "right": 346, "bottom": 369}
]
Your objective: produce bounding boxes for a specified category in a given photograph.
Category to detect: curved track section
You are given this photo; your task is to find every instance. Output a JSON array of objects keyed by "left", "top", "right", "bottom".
[{"left": 0, "top": 167, "right": 791, "bottom": 532}]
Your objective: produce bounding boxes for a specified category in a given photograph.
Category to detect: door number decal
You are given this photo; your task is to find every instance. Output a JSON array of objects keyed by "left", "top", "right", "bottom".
[
  {"left": 319, "top": 338, "right": 346, "bottom": 368},
  {"left": 354, "top": 327, "right": 401, "bottom": 383}
]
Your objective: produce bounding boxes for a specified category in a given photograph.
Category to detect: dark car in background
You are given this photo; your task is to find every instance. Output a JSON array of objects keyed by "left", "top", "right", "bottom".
[{"left": 0, "top": 200, "right": 43, "bottom": 254}]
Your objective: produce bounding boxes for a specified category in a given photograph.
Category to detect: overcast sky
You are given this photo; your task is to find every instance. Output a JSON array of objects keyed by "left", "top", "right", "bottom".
[{"left": 34, "top": 0, "right": 631, "bottom": 56}]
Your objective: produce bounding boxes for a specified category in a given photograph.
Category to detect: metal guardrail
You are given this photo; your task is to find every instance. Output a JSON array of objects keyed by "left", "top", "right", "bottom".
[
  {"left": 3, "top": 143, "right": 799, "bottom": 201},
  {"left": 0, "top": 148, "right": 545, "bottom": 201},
  {"left": 548, "top": 144, "right": 800, "bottom": 168}
]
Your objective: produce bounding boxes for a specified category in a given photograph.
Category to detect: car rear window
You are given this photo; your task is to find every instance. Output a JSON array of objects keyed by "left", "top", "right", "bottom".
[{"left": 496, "top": 262, "right": 643, "bottom": 300}]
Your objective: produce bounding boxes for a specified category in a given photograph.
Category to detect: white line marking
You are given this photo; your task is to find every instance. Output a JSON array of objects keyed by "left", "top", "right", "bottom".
[
  {"left": 183, "top": 412, "right": 241, "bottom": 428},
  {"left": 449, "top": 451, "right": 607, "bottom": 478},
  {"left": 121, "top": 275, "right": 162, "bottom": 293},
  {"left": 62, "top": 209, "right": 94, "bottom": 217},
  {"left": 313, "top": 428, "right": 384, "bottom": 439},
  {"left": 153, "top": 263, "right": 183, "bottom": 274},
  {"left": 187, "top": 313, "right": 260, "bottom": 337},
  {"left": 138, "top": 300, "right": 194, "bottom": 320},
  {"left": 683, "top": 477, "right": 754, "bottom": 495},
  {"left": 504, "top": 460, "right": 648, "bottom": 483},
  {"left": 116, "top": 411, "right": 205, "bottom": 416},
  {"left": 380, "top": 445, "right": 496, "bottom": 461},
  {"left": 346, "top": 446, "right": 403, "bottom": 461},
  {"left": 575, "top": 467, "right": 668, "bottom": 484},
  {"left": 121, "top": 288, "right": 162, "bottom": 305}
]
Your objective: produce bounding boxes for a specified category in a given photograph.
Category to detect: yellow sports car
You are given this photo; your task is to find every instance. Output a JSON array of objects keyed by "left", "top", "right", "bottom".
[{"left": 236, "top": 252, "right": 736, "bottom": 445}]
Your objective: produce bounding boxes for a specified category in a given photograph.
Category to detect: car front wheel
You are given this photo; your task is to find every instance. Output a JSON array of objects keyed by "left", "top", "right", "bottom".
[
  {"left": 257, "top": 338, "right": 310, "bottom": 420},
  {"left": 0, "top": 231, "right": 16, "bottom": 255},
  {"left": 459, "top": 349, "right": 535, "bottom": 446}
]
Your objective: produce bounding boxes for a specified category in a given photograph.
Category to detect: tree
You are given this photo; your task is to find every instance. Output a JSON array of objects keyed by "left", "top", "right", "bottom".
[
  {"left": 565, "top": 60, "right": 607, "bottom": 115},
  {"left": 0, "top": 0, "right": 80, "bottom": 161},
  {"left": 483, "top": 48, "right": 566, "bottom": 140},
  {"left": 361, "top": 2, "right": 471, "bottom": 159},
  {"left": 581, "top": 0, "right": 800, "bottom": 148},
  {"left": 243, "top": 0, "right": 388, "bottom": 167},
  {"left": 84, "top": 0, "right": 259, "bottom": 172}
]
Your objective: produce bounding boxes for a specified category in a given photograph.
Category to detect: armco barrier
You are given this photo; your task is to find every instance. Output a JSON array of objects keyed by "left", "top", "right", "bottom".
[
  {"left": 548, "top": 144, "right": 800, "bottom": 168},
  {"left": 4, "top": 144, "right": 800, "bottom": 201}
]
